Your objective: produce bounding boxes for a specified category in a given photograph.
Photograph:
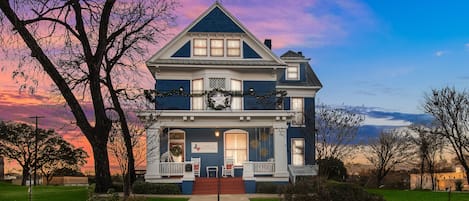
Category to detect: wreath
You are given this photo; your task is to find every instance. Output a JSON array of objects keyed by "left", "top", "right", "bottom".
[
  {"left": 170, "top": 146, "right": 183, "bottom": 156},
  {"left": 207, "top": 88, "right": 231, "bottom": 110}
]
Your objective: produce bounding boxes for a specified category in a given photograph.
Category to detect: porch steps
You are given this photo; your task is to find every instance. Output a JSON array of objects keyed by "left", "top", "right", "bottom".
[{"left": 192, "top": 177, "right": 245, "bottom": 194}]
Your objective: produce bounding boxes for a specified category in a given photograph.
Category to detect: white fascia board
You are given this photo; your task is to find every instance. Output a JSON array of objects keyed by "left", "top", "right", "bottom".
[
  {"left": 151, "top": 64, "right": 286, "bottom": 69},
  {"left": 276, "top": 85, "right": 322, "bottom": 90},
  {"left": 137, "top": 110, "right": 293, "bottom": 117}
]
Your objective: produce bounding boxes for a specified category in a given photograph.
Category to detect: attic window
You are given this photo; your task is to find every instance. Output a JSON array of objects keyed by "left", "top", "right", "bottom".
[
  {"left": 227, "top": 39, "right": 240, "bottom": 57},
  {"left": 286, "top": 64, "right": 299, "bottom": 80},
  {"left": 210, "top": 39, "right": 224, "bottom": 57},
  {"left": 194, "top": 38, "right": 207, "bottom": 56}
]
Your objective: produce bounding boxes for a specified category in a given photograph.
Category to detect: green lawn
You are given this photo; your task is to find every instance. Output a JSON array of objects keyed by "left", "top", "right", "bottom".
[
  {"left": 250, "top": 198, "right": 280, "bottom": 201},
  {"left": 369, "top": 189, "right": 469, "bottom": 201},
  {"left": 0, "top": 182, "right": 88, "bottom": 201}
]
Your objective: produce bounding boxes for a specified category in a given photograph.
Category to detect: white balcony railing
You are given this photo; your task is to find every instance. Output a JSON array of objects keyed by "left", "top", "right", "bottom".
[
  {"left": 159, "top": 162, "right": 186, "bottom": 177},
  {"left": 243, "top": 161, "right": 275, "bottom": 178}
]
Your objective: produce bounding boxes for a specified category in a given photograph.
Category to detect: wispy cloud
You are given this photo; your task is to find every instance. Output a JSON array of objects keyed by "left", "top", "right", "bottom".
[{"left": 434, "top": 50, "right": 446, "bottom": 57}]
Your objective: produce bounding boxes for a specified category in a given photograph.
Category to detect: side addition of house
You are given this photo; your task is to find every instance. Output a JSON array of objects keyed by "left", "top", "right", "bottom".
[{"left": 138, "top": 2, "right": 322, "bottom": 194}]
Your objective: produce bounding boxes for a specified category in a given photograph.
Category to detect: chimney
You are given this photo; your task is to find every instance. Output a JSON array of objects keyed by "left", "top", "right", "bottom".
[
  {"left": 298, "top": 51, "right": 303, "bottom": 56},
  {"left": 264, "top": 39, "right": 272, "bottom": 49}
]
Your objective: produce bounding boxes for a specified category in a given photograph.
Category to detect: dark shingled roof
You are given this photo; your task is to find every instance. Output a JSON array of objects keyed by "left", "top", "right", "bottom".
[
  {"left": 278, "top": 51, "right": 322, "bottom": 88},
  {"left": 280, "top": 50, "right": 305, "bottom": 59}
]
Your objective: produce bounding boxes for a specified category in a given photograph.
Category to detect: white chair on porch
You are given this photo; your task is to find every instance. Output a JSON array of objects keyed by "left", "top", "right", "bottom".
[
  {"left": 191, "top": 157, "right": 201, "bottom": 177},
  {"left": 222, "top": 157, "right": 234, "bottom": 177}
]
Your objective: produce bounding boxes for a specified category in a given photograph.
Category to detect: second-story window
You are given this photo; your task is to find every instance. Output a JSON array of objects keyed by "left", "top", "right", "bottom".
[
  {"left": 291, "top": 97, "right": 304, "bottom": 125},
  {"left": 210, "top": 39, "right": 224, "bottom": 57},
  {"left": 231, "top": 79, "right": 242, "bottom": 110},
  {"left": 191, "top": 79, "right": 204, "bottom": 110},
  {"left": 194, "top": 38, "right": 207, "bottom": 56},
  {"left": 286, "top": 64, "right": 299, "bottom": 80},
  {"left": 227, "top": 39, "right": 240, "bottom": 57}
]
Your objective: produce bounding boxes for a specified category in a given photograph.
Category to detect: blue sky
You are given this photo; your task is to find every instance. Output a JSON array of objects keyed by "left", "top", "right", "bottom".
[{"left": 280, "top": 0, "right": 469, "bottom": 113}]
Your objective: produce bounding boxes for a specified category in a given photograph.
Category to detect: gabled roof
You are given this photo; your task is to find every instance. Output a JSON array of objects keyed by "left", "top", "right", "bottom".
[
  {"left": 280, "top": 50, "right": 305, "bottom": 58},
  {"left": 146, "top": 2, "right": 285, "bottom": 69}
]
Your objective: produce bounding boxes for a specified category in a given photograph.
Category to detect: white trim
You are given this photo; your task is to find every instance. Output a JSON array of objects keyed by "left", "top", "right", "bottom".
[{"left": 286, "top": 63, "right": 300, "bottom": 81}]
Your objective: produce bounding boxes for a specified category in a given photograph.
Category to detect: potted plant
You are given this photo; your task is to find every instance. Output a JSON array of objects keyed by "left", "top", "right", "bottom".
[{"left": 170, "top": 145, "right": 183, "bottom": 162}]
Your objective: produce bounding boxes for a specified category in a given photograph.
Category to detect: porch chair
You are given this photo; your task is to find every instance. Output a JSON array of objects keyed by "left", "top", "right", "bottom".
[
  {"left": 191, "top": 157, "right": 201, "bottom": 177},
  {"left": 222, "top": 157, "right": 234, "bottom": 177}
]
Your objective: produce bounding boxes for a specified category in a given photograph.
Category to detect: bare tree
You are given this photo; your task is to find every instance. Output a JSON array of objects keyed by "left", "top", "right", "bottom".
[
  {"left": 408, "top": 124, "right": 444, "bottom": 190},
  {"left": 423, "top": 87, "right": 469, "bottom": 184},
  {"left": 0, "top": 0, "right": 177, "bottom": 192},
  {"left": 366, "top": 129, "right": 414, "bottom": 187},
  {"left": 313, "top": 104, "right": 364, "bottom": 160},
  {"left": 108, "top": 120, "right": 145, "bottom": 195}
]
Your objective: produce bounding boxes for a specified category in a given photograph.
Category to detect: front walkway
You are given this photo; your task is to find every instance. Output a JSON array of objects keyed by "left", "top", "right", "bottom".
[{"left": 129, "top": 193, "right": 280, "bottom": 201}]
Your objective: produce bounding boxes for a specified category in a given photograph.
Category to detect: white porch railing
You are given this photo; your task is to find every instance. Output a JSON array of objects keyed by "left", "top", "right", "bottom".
[
  {"left": 159, "top": 162, "right": 189, "bottom": 177},
  {"left": 243, "top": 161, "right": 275, "bottom": 178}
]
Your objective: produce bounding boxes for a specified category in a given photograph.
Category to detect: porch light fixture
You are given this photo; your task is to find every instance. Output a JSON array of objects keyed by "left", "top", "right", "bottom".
[{"left": 215, "top": 129, "right": 220, "bottom": 137}]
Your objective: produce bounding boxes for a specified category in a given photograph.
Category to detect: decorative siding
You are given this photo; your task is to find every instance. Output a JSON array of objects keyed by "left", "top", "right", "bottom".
[
  {"left": 243, "top": 42, "right": 261, "bottom": 59},
  {"left": 171, "top": 41, "right": 191, "bottom": 58},
  {"left": 243, "top": 81, "right": 276, "bottom": 110},
  {"left": 283, "top": 97, "right": 291, "bottom": 110},
  {"left": 155, "top": 80, "right": 190, "bottom": 110},
  {"left": 188, "top": 7, "right": 244, "bottom": 33}
]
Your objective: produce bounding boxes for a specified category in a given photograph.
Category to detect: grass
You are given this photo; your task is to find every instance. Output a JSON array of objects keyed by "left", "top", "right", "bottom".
[
  {"left": 0, "top": 182, "right": 87, "bottom": 201},
  {"left": 249, "top": 199, "right": 280, "bottom": 201},
  {"left": 0, "top": 182, "right": 189, "bottom": 201},
  {"left": 369, "top": 189, "right": 469, "bottom": 201}
]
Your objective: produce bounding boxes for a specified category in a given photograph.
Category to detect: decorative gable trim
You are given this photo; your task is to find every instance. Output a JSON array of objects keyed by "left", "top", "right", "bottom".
[
  {"left": 188, "top": 7, "right": 244, "bottom": 33},
  {"left": 146, "top": 2, "right": 285, "bottom": 71}
]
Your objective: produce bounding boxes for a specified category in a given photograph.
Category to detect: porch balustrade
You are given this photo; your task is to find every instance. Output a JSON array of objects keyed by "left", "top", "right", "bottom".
[
  {"left": 159, "top": 162, "right": 191, "bottom": 177},
  {"left": 243, "top": 161, "right": 275, "bottom": 178}
]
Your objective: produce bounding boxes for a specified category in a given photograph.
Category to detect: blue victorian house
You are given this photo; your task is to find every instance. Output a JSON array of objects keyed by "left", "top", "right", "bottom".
[{"left": 138, "top": 2, "right": 322, "bottom": 194}]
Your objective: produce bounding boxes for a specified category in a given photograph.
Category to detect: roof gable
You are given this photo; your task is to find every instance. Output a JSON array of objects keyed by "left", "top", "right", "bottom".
[{"left": 188, "top": 7, "right": 244, "bottom": 33}]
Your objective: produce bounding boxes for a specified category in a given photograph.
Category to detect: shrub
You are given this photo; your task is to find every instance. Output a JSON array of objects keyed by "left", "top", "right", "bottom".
[
  {"left": 281, "top": 178, "right": 384, "bottom": 201},
  {"left": 256, "top": 182, "right": 284, "bottom": 194},
  {"left": 132, "top": 181, "right": 181, "bottom": 194},
  {"left": 317, "top": 157, "right": 347, "bottom": 182},
  {"left": 455, "top": 180, "right": 463, "bottom": 191}
]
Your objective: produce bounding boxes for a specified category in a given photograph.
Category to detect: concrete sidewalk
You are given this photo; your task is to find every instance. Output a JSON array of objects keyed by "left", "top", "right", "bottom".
[{"left": 188, "top": 194, "right": 280, "bottom": 201}]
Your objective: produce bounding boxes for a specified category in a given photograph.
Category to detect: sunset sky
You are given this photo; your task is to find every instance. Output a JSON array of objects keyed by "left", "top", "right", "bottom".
[{"left": 1, "top": 0, "right": 468, "bottom": 172}]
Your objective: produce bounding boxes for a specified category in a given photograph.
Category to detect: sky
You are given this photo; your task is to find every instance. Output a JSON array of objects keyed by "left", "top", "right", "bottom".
[{"left": 1, "top": 0, "right": 469, "bottom": 172}]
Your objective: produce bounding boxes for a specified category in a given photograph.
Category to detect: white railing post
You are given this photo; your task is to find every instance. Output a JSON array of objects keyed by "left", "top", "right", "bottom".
[{"left": 243, "top": 162, "right": 254, "bottom": 180}]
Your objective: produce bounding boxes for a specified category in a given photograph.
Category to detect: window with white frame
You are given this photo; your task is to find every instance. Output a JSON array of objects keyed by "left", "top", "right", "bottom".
[
  {"left": 227, "top": 39, "right": 240, "bottom": 57},
  {"left": 191, "top": 79, "right": 204, "bottom": 110},
  {"left": 291, "top": 97, "right": 304, "bottom": 125},
  {"left": 286, "top": 64, "right": 299, "bottom": 80},
  {"left": 291, "top": 138, "right": 305, "bottom": 166},
  {"left": 209, "top": 78, "right": 226, "bottom": 89},
  {"left": 225, "top": 133, "right": 247, "bottom": 166},
  {"left": 193, "top": 38, "right": 207, "bottom": 56},
  {"left": 210, "top": 39, "right": 224, "bottom": 57},
  {"left": 230, "top": 79, "right": 242, "bottom": 110}
]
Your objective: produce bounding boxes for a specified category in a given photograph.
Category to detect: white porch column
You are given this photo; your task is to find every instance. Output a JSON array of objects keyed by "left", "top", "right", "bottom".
[
  {"left": 145, "top": 124, "right": 161, "bottom": 180},
  {"left": 273, "top": 124, "right": 289, "bottom": 177}
]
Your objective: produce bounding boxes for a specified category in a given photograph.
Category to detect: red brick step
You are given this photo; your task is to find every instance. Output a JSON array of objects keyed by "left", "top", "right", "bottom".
[{"left": 192, "top": 177, "right": 245, "bottom": 194}]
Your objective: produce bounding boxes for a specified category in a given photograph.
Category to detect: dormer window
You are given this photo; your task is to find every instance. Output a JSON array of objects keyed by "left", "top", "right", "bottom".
[
  {"left": 210, "top": 39, "right": 224, "bottom": 57},
  {"left": 194, "top": 38, "right": 207, "bottom": 56},
  {"left": 227, "top": 39, "right": 240, "bottom": 57},
  {"left": 286, "top": 64, "right": 299, "bottom": 80}
]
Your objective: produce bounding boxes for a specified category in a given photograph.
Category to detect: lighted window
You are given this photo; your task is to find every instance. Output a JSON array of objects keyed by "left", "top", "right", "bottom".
[
  {"left": 193, "top": 38, "right": 207, "bottom": 56},
  {"left": 291, "top": 97, "right": 304, "bottom": 125},
  {"left": 192, "top": 79, "right": 204, "bottom": 110},
  {"left": 231, "top": 79, "right": 242, "bottom": 110},
  {"left": 286, "top": 64, "right": 299, "bottom": 80},
  {"left": 210, "top": 39, "right": 224, "bottom": 57},
  {"left": 291, "top": 138, "right": 305, "bottom": 166},
  {"left": 227, "top": 39, "right": 240, "bottom": 57},
  {"left": 225, "top": 133, "right": 247, "bottom": 166}
]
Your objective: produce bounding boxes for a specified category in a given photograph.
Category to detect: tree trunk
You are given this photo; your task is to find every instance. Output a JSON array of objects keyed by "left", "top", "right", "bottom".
[
  {"left": 21, "top": 166, "right": 29, "bottom": 186},
  {"left": 91, "top": 140, "right": 112, "bottom": 193}
]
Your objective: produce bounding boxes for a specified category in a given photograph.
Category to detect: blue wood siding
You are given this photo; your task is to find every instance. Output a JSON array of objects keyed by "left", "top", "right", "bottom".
[
  {"left": 243, "top": 42, "right": 261, "bottom": 59},
  {"left": 171, "top": 41, "right": 191, "bottom": 58},
  {"left": 243, "top": 81, "right": 276, "bottom": 110},
  {"left": 188, "top": 7, "right": 244, "bottom": 33},
  {"left": 283, "top": 97, "right": 291, "bottom": 110},
  {"left": 155, "top": 80, "right": 190, "bottom": 110}
]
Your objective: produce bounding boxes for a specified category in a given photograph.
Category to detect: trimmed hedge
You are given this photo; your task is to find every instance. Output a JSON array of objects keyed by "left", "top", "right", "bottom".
[
  {"left": 256, "top": 182, "right": 284, "bottom": 194},
  {"left": 132, "top": 181, "right": 181, "bottom": 194}
]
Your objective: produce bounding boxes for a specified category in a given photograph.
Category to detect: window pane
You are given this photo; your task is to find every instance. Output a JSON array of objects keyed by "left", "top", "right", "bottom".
[
  {"left": 287, "top": 65, "right": 299, "bottom": 80},
  {"left": 225, "top": 133, "right": 247, "bottom": 165},
  {"left": 194, "top": 39, "right": 207, "bottom": 56},
  {"left": 211, "top": 39, "right": 224, "bottom": 56},
  {"left": 291, "top": 98, "right": 304, "bottom": 125},
  {"left": 292, "top": 139, "right": 304, "bottom": 166},
  {"left": 227, "top": 39, "right": 240, "bottom": 57},
  {"left": 192, "top": 79, "right": 204, "bottom": 110},
  {"left": 231, "top": 79, "right": 242, "bottom": 110}
]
